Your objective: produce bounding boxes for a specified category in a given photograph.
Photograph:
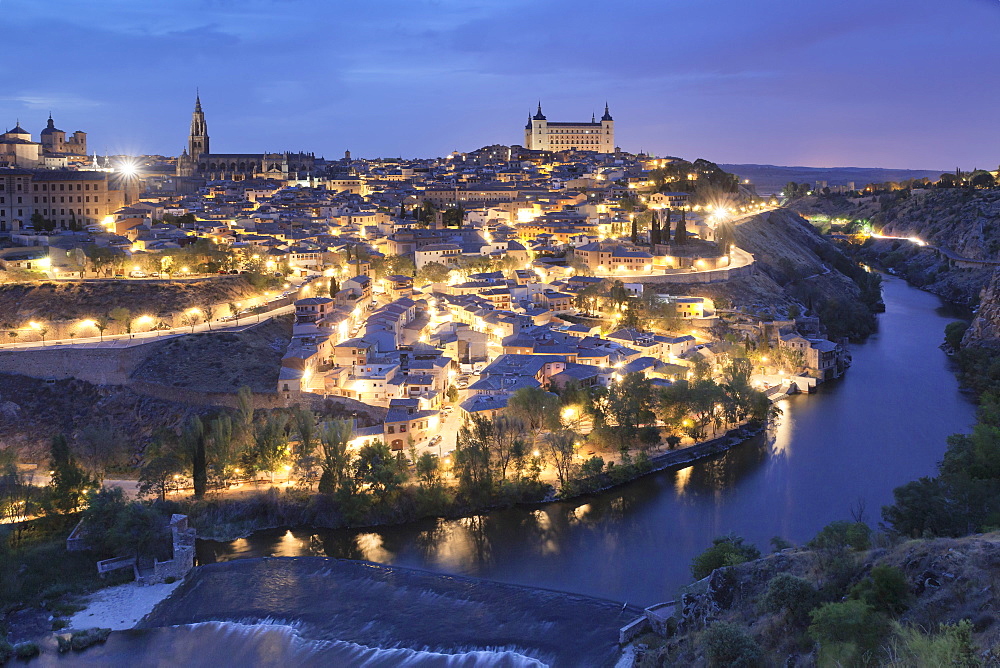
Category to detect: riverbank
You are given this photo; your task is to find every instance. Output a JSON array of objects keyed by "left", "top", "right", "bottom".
[{"left": 184, "top": 421, "right": 769, "bottom": 543}]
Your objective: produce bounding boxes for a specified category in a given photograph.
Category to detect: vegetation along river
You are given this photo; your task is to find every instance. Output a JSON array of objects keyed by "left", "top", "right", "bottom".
[{"left": 197, "top": 276, "right": 975, "bottom": 608}]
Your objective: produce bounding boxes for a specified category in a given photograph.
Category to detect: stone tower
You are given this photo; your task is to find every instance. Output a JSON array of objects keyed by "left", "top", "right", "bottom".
[{"left": 188, "top": 93, "right": 209, "bottom": 158}]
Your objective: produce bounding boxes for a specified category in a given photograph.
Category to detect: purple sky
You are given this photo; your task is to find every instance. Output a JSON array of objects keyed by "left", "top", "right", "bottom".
[{"left": 2, "top": 0, "right": 998, "bottom": 169}]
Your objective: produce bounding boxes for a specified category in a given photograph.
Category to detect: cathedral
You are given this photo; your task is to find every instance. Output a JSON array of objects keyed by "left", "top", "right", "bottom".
[
  {"left": 176, "top": 94, "right": 315, "bottom": 181},
  {"left": 523, "top": 102, "right": 615, "bottom": 153}
]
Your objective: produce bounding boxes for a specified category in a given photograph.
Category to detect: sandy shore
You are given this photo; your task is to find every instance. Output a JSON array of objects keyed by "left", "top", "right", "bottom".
[{"left": 69, "top": 580, "right": 183, "bottom": 631}]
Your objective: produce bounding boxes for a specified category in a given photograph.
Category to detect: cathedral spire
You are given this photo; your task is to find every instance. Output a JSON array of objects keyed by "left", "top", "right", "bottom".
[{"left": 188, "top": 92, "right": 209, "bottom": 157}]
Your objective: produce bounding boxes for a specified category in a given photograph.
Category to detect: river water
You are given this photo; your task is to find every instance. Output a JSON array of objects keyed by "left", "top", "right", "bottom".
[{"left": 196, "top": 276, "right": 975, "bottom": 608}]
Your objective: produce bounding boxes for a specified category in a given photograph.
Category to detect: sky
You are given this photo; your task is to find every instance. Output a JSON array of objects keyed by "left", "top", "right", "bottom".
[{"left": 1, "top": 0, "right": 999, "bottom": 169}]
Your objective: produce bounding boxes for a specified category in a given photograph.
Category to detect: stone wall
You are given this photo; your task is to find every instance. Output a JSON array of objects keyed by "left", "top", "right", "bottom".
[{"left": 0, "top": 339, "right": 167, "bottom": 384}]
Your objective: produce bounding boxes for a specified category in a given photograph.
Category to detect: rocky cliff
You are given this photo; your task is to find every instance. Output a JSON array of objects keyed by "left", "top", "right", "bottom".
[
  {"left": 964, "top": 268, "right": 1000, "bottom": 348},
  {"left": 792, "top": 189, "right": 1000, "bottom": 305},
  {"left": 631, "top": 532, "right": 1000, "bottom": 667},
  {"left": 654, "top": 208, "right": 879, "bottom": 340}
]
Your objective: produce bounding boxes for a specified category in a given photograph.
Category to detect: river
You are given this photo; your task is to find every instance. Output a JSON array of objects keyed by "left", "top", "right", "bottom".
[{"left": 197, "top": 276, "right": 975, "bottom": 608}]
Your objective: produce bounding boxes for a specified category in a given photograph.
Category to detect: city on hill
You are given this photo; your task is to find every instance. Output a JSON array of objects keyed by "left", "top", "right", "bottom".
[{"left": 1, "top": 95, "right": 999, "bottom": 665}]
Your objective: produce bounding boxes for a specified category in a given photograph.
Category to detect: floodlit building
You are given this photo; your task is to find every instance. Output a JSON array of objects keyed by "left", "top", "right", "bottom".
[{"left": 523, "top": 103, "right": 614, "bottom": 153}]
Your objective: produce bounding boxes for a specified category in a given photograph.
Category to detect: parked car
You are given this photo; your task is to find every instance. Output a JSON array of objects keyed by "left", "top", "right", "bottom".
[{"left": 129, "top": 270, "right": 146, "bottom": 278}]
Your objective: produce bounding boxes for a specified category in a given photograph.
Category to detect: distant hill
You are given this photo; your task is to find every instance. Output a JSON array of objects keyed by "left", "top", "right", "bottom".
[{"left": 721, "top": 164, "right": 946, "bottom": 195}]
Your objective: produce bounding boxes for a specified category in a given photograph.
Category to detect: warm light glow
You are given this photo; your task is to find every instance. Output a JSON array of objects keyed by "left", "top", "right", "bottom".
[
  {"left": 29, "top": 321, "right": 41, "bottom": 330},
  {"left": 136, "top": 315, "right": 154, "bottom": 326},
  {"left": 36, "top": 257, "right": 51, "bottom": 269},
  {"left": 533, "top": 450, "right": 541, "bottom": 458},
  {"left": 561, "top": 406, "right": 577, "bottom": 420},
  {"left": 78, "top": 319, "right": 96, "bottom": 328}
]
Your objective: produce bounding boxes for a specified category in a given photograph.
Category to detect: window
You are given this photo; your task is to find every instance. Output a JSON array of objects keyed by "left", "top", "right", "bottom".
[
  {"left": 387, "top": 425, "right": 395, "bottom": 434},
  {"left": 399, "top": 425, "right": 406, "bottom": 433}
]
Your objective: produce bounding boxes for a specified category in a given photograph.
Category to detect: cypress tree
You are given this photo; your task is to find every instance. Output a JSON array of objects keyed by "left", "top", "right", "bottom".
[
  {"left": 675, "top": 210, "right": 688, "bottom": 244},
  {"left": 650, "top": 214, "right": 661, "bottom": 246},
  {"left": 631, "top": 217, "right": 638, "bottom": 244},
  {"left": 662, "top": 208, "right": 671, "bottom": 243}
]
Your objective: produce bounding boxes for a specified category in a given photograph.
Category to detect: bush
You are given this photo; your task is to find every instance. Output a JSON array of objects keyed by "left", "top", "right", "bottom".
[
  {"left": 70, "top": 627, "right": 111, "bottom": 651},
  {"left": 886, "top": 620, "right": 978, "bottom": 667},
  {"left": 691, "top": 535, "right": 761, "bottom": 580},
  {"left": 701, "top": 621, "right": 763, "bottom": 667},
  {"left": 945, "top": 321, "right": 970, "bottom": 351},
  {"left": 13, "top": 641, "right": 40, "bottom": 659},
  {"left": 51, "top": 618, "right": 69, "bottom": 631},
  {"left": 0, "top": 639, "right": 12, "bottom": 664},
  {"left": 759, "top": 573, "right": 818, "bottom": 619},
  {"left": 850, "top": 564, "right": 910, "bottom": 615},
  {"left": 807, "top": 520, "right": 872, "bottom": 551},
  {"left": 809, "top": 600, "right": 889, "bottom": 655}
]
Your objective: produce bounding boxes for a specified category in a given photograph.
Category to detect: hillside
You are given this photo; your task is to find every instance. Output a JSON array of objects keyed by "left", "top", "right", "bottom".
[
  {"left": 0, "top": 276, "right": 262, "bottom": 327},
  {"left": 633, "top": 532, "right": 1000, "bottom": 666},
  {"left": 131, "top": 316, "right": 292, "bottom": 393},
  {"left": 653, "top": 209, "right": 879, "bottom": 340}
]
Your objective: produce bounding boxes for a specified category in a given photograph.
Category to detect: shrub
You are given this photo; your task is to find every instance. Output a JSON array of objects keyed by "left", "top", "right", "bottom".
[
  {"left": 691, "top": 535, "right": 761, "bottom": 580},
  {"left": 51, "top": 619, "right": 69, "bottom": 631},
  {"left": 769, "top": 536, "right": 793, "bottom": 552},
  {"left": 807, "top": 520, "right": 872, "bottom": 551},
  {"left": 759, "top": 573, "right": 818, "bottom": 619},
  {"left": 850, "top": 564, "right": 911, "bottom": 615},
  {"left": 70, "top": 627, "right": 111, "bottom": 651},
  {"left": 163, "top": 576, "right": 176, "bottom": 584},
  {"left": 945, "top": 321, "right": 970, "bottom": 351},
  {"left": 701, "top": 622, "right": 763, "bottom": 668},
  {"left": 809, "top": 600, "right": 889, "bottom": 654},
  {"left": 0, "top": 639, "right": 12, "bottom": 664},
  {"left": 13, "top": 641, "right": 40, "bottom": 659},
  {"left": 886, "top": 620, "right": 978, "bottom": 667}
]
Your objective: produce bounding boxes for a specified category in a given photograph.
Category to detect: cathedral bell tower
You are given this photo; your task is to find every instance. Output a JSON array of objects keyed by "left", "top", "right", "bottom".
[{"left": 188, "top": 93, "right": 209, "bottom": 157}]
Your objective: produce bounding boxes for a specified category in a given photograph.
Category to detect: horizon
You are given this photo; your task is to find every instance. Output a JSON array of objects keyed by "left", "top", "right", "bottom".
[{"left": 2, "top": 0, "right": 998, "bottom": 170}]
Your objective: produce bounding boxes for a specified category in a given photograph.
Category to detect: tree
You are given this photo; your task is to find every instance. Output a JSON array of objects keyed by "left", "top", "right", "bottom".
[
  {"left": 137, "top": 451, "right": 184, "bottom": 502},
  {"left": 108, "top": 502, "right": 164, "bottom": 562},
  {"left": 354, "top": 441, "right": 403, "bottom": 502},
  {"left": 228, "top": 301, "right": 241, "bottom": 325},
  {"left": 507, "top": 386, "right": 560, "bottom": 445},
  {"left": 109, "top": 306, "right": 132, "bottom": 336},
  {"left": 249, "top": 413, "right": 289, "bottom": 476},
  {"left": 318, "top": 419, "right": 354, "bottom": 495},
  {"left": 199, "top": 302, "right": 217, "bottom": 331},
  {"left": 181, "top": 311, "right": 201, "bottom": 333},
  {"left": 702, "top": 622, "right": 763, "bottom": 668},
  {"left": 47, "top": 434, "right": 95, "bottom": 513},
  {"left": 661, "top": 208, "right": 671, "bottom": 243},
  {"left": 179, "top": 416, "right": 208, "bottom": 499},
  {"left": 442, "top": 205, "right": 464, "bottom": 228},
  {"left": 292, "top": 407, "right": 317, "bottom": 483},
  {"left": 691, "top": 535, "right": 760, "bottom": 579},
  {"left": 675, "top": 210, "right": 688, "bottom": 244},
  {"left": 92, "top": 314, "right": 110, "bottom": 341},
  {"left": 630, "top": 216, "right": 638, "bottom": 244},
  {"left": 415, "top": 452, "right": 439, "bottom": 487},
  {"left": 417, "top": 261, "right": 451, "bottom": 284},
  {"left": 75, "top": 422, "right": 127, "bottom": 483},
  {"left": 544, "top": 430, "right": 578, "bottom": 489},
  {"left": 455, "top": 419, "right": 494, "bottom": 503}
]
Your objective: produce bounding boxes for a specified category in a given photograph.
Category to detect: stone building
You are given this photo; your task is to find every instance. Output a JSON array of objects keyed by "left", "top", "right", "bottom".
[
  {"left": 176, "top": 94, "right": 315, "bottom": 181},
  {"left": 0, "top": 123, "right": 43, "bottom": 167},
  {"left": 523, "top": 102, "right": 615, "bottom": 152},
  {"left": 0, "top": 169, "right": 128, "bottom": 232},
  {"left": 40, "top": 115, "right": 88, "bottom": 156}
]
